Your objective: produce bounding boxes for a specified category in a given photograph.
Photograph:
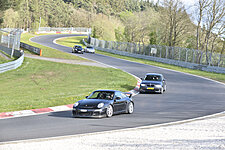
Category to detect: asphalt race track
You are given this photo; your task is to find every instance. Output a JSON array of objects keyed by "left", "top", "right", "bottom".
[{"left": 1, "top": 34, "right": 225, "bottom": 142}]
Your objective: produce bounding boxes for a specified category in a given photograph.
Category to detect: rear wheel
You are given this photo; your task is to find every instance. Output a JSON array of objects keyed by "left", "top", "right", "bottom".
[
  {"left": 127, "top": 102, "right": 134, "bottom": 114},
  {"left": 106, "top": 105, "right": 113, "bottom": 117}
]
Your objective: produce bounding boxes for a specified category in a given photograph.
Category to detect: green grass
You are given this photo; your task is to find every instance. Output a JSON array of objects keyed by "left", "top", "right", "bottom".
[
  {"left": 0, "top": 34, "right": 137, "bottom": 113},
  {"left": 21, "top": 33, "right": 86, "bottom": 61},
  {"left": 0, "top": 55, "right": 7, "bottom": 64},
  {"left": 56, "top": 36, "right": 225, "bottom": 83},
  {"left": 56, "top": 36, "right": 87, "bottom": 48},
  {"left": 0, "top": 58, "right": 137, "bottom": 113},
  {"left": 0, "top": 51, "right": 11, "bottom": 64}
]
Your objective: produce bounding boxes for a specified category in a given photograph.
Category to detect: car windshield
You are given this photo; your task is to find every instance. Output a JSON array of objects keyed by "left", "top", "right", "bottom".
[
  {"left": 145, "top": 75, "right": 162, "bottom": 81},
  {"left": 87, "top": 46, "right": 93, "bottom": 48},
  {"left": 87, "top": 91, "right": 114, "bottom": 100},
  {"left": 74, "top": 46, "right": 82, "bottom": 49}
]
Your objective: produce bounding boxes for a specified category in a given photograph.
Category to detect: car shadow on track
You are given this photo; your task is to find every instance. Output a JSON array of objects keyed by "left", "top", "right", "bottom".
[
  {"left": 48, "top": 110, "right": 104, "bottom": 119},
  {"left": 48, "top": 110, "right": 74, "bottom": 118}
]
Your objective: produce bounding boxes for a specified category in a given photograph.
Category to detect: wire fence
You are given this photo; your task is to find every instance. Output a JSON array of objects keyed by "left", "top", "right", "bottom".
[
  {"left": 90, "top": 37, "right": 225, "bottom": 68},
  {"left": 0, "top": 28, "right": 22, "bottom": 57},
  {"left": 0, "top": 28, "right": 23, "bottom": 73}
]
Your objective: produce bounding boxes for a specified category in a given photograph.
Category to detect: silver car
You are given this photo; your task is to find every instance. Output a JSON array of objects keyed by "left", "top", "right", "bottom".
[
  {"left": 139, "top": 73, "right": 167, "bottom": 94},
  {"left": 84, "top": 46, "right": 95, "bottom": 53}
]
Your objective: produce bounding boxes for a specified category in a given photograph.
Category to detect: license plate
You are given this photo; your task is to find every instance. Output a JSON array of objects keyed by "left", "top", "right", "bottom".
[
  {"left": 80, "top": 109, "right": 87, "bottom": 112},
  {"left": 147, "top": 87, "right": 154, "bottom": 90}
]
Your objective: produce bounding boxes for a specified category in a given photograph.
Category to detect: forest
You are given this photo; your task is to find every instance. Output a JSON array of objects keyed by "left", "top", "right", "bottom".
[{"left": 0, "top": 0, "right": 224, "bottom": 64}]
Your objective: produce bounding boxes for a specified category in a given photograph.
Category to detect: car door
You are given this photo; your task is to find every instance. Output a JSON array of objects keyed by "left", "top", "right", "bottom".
[{"left": 113, "top": 92, "right": 127, "bottom": 112}]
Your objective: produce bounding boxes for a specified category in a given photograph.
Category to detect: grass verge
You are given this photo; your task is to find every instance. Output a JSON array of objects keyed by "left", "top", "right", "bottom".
[
  {"left": 0, "top": 58, "right": 137, "bottom": 113},
  {"left": 0, "top": 55, "right": 8, "bottom": 64},
  {"left": 56, "top": 36, "right": 87, "bottom": 48},
  {"left": 56, "top": 36, "right": 225, "bottom": 83},
  {"left": 21, "top": 33, "right": 86, "bottom": 60},
  {"left": 0, "top": 34, "right": 137, "bottom": 113},
  {"left": 0, "top": 51, "right": 11, "bottom": 64}
]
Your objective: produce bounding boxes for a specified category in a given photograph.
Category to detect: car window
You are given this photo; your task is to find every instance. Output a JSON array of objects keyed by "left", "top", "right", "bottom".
[
  {"left": 145, "top": 75, "right": 162, "bottom": 81},
  {"left": 121, "top": 93, "right": 127, "bottom": 99},
  {"left": 88, "top": 91, "right": 114, "bottom": 100},
  {"left": 114, "top": 92, "right": 122, "bottom": 99}
]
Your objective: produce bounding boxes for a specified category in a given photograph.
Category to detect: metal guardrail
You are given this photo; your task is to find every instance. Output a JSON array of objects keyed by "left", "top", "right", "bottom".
[
  {"left": 20, "top": 42, "right": 42, "bottom": 56},
  {"left": 0, "top": 51, "right": 24, "bottom": 73},
  {"left": 37, "top": 27, "right": 92, "bottom": 35},
  {"left": 38, "top": 27, "right": 91, "bottom": 32}
]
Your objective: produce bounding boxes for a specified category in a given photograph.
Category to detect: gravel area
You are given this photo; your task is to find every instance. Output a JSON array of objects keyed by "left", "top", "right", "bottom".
[
  {"left": 1, "top": 113, "right": 225, "bottom": 150},
  {"left": 25, "top": 54, "right": 110, "bottom": 68}
]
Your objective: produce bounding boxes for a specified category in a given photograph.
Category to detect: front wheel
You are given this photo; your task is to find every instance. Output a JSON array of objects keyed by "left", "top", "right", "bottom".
[
  {"left": 106, "top": 105, "right": 113, "bottom": 117},
  {"left": 127, "top": 102, "right": 134, "bottom": 114},
  {"left": 163, "top": 85, "right": 167, "bottom": 92},
  {"left": 160, "top": 87, "right": 164, "bottom": 94}
]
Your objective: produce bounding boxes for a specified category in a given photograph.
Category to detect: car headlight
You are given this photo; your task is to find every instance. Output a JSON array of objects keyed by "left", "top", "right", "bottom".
[
  {"left": 74, "top": 102, "right": 79, "bottom": 107},
  {"left": 97, "top": 103, "right": 104, "bottom": 108},
  {"left": 140, "top": 84, "right": 146, "bottom": 86},
  {"left": 154, "top": 84, "right": 162, "bottom": 88}
]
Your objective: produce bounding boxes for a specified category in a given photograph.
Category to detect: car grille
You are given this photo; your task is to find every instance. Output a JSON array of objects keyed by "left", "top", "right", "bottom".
[
  {"left": 147, "top": 84, "right": 155, "bottom": 87},
  {"left": 78, "top": 112, "right": 92, "bottom": 116}
]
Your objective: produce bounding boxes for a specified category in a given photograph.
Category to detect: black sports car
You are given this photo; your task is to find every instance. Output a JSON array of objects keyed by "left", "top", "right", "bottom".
[
  {"left": 72, "top": 45, "right": 84, "bottom": 54},
  {"left": 139, "top": 73, "right": 167, "bottom": 94},
  {"left": 72, "top": 90, "right": 134, "bottom": 118}
]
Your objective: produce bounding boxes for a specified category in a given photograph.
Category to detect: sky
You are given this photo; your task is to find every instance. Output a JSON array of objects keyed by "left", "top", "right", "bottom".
[
  {"left": 153, "top": 0, "right": 197, "bottom": 8},
  {"left": 153, "top": 0, "right": 198, "bottom": 18},
  {"left": 153, "top": 0, "right": 196, "bottom": 6}
]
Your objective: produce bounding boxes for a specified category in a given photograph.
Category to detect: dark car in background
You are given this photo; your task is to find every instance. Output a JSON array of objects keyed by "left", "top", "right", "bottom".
[
  {"left": 72, "top": 90, "right": 134, "bottom": 118},
  {"left": 72, "top": 45, "right": 84, "bottom": 54},
  {"left": 139, "top": 73, "right": 167, "bottom": 94}
]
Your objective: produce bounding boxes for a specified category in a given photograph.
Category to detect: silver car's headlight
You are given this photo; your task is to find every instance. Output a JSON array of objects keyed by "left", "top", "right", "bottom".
[
  {"left": 74, "top": 102, "right": 79, "bottom": 107},
  {"left": 97, "top": 103, "right": 104, "bottom": 108},
  {"left": 140, "top": 84, "right": 146, "bottom": 86},
  {"left": 155, "top": 85, "right": 162, "bottom": 88}
]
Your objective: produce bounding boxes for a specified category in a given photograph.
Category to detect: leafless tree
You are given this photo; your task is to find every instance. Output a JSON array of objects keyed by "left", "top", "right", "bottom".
[
  {"left": 161, "top": 0, "right": 190, "bottom": 47},
  {"left": 202, "top": 0, "right": 225, "bottom": 65},
  {"left": 195, "top": 0, "right": 211, "bottom": 50}
]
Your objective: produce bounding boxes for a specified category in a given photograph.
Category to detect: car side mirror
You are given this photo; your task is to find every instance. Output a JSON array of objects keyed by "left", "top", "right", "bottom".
[
  {"left": 140, "top": 78, "right": 143, "bottom": 80},
  {"left": 85, "top": 96, "right": 88, "bottom": 98}
]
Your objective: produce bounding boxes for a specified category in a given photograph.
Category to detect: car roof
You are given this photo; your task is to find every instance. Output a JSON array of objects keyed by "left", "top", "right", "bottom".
[
  {"left": 93, "top": 90, "right": 120, "bottom": 93},
  {"left": 145, "top": 73, "right": 163, "bottom": 76}
]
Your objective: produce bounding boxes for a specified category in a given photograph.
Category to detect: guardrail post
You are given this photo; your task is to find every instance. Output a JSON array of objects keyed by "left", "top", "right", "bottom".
[
  {"left": 192, "top": 49, "right": 195, "bottom": 63},
  {"left": 166, "top": 47, "right": 168, "bottom": 58},
  {"left": 179, "top": 48, "right": 181, "bottom": 61}
]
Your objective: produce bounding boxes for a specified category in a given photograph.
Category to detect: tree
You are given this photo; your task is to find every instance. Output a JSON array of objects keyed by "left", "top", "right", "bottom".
[
  {"left": 195, "top": 0, "right": 211, "bottom": 50},
  {"left": 2, "top": 8, "right": 19, "bottom": 28},
  {"left": 161, "top": 0, "right": 191, "bottom": 47},
  {"left": 202, "top": 0, "right": 225, "bottom": 65},
  {"left": 0, "top": 0, "right": 21, "bottom": 26}
]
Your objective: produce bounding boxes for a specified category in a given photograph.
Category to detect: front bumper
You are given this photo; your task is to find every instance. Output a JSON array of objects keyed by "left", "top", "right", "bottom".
[
  {"left": 86, "top": 49, "right": 95, "bottom": 53},
  {"left": 72, "top": 108, "right": 107, "bottom": 118},
  {"left": 139, "top": 86, "right": 162, "bottom": 93}
]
